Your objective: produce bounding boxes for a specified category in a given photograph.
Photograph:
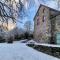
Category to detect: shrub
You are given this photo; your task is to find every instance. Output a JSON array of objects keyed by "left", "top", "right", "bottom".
[
  {"left": 8, "top": 37, "right": 13, "bottom": 43},
  {"left": 0, "top": 36, "right": 5, "bottom": 43}
]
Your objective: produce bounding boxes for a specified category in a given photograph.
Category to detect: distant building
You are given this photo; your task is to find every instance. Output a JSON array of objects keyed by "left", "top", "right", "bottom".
[{"left": 34, "top": 4, "right": 60, "bottom": 44}]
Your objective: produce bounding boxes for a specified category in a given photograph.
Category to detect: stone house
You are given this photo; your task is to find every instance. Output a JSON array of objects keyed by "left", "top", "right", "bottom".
[{"left": 34, "top": 4, "right": 60, "bottom": 44}]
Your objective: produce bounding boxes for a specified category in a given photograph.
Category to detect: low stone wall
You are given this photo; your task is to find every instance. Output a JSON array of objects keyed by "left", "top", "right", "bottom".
[{"left": 27, "top": 44, "right": 60, "bottom": 58}]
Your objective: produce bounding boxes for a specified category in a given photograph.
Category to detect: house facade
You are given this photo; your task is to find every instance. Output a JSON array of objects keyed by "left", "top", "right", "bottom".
[{"left": 34, "top": 4, "right": 60, "bottom": 44}]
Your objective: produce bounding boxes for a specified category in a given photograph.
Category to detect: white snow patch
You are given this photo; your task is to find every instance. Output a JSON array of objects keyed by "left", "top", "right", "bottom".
[
  {"left": 26, "top": 39, "right": 37, "bottom": 44},
  {"left": 34, "top": 43, "right": 60, "bottom": 48}
]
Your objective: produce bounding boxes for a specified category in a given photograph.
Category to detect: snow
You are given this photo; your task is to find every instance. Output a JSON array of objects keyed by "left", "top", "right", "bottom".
[
  {"left": 34, "top": 43, "right": 60, "bottom": 48},
  {"left": 19, "top": 39, "right": 28, "bottom": 43},
  {"left": 26, "top": 39, "right": 60, "bottom": 48},
  {"left": 26, "top": 39, "right": 37, "bottom": 44},
  {"left": 0, "top": 42, "right": 59, "bottom": 60}
]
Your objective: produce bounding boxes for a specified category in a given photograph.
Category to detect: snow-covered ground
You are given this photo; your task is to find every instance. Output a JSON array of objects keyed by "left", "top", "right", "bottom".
[{"left": 0, "top": 42, "right": 59, "bottom": 60}]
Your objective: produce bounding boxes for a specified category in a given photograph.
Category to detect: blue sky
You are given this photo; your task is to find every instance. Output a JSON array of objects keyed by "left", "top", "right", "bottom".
[
  {"left": 17, "top": 0, "right": 36, "bottom": 30},
  {"left": 17, "top": 0, "right": 59, "bottom": 30}
]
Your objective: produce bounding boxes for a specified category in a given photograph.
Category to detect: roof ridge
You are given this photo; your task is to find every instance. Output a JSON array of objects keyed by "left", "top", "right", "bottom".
[{"left": 33, "top": 4, "right": 60, "bottom": 20}]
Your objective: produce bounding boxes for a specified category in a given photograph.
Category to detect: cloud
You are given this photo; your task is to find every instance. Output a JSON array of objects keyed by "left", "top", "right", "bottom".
[
  {"left": 46, "top": 0, "right": 57, "bottom": 9},
  {"left": 21, "top": 0, "right": 29, "bottom": 10},
  {"left": 34, "top": 0, "right": 40, "bottom": 7}
]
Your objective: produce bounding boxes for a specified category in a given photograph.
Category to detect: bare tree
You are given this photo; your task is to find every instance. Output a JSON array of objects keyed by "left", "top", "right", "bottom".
[
  {"left": 0, "top": 0, "right": 27, "bottom": 31},
  {"left": 24, "top": 21, "right": 32, "bottom": 33}
]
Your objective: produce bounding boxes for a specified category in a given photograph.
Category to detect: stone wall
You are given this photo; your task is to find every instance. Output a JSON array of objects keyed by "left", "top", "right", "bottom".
[{"left": 34, "top": 6, "right": 51, "bottom": 43}]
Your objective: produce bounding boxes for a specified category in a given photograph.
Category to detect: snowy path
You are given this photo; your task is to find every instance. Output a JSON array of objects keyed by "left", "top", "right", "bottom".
[{"left": 0, "top": 43, "right": 59, "bottom": 60}]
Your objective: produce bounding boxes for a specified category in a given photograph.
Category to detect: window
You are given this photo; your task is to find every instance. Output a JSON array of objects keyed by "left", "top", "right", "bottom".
[
  {"left": 42, "top": 16, "right": 46, "bottom": 22},
  {"left": 43, "top": 8, "right": 45, "bottom": 13},
  {"left": 42, "top": 8, "right": 45, "bottom": 22},
  {"left": 37, "top": 17, "right": 40, "bottom": 25}
]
